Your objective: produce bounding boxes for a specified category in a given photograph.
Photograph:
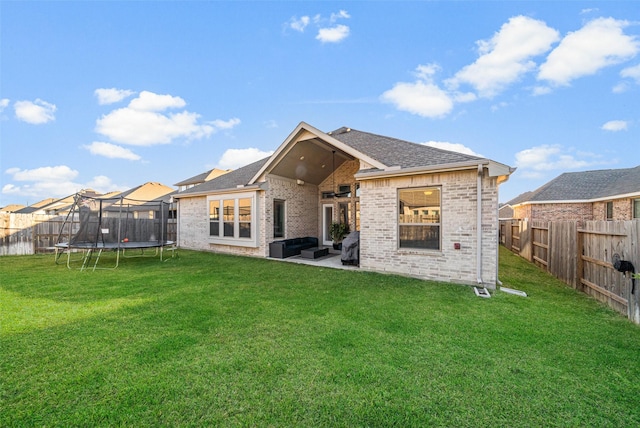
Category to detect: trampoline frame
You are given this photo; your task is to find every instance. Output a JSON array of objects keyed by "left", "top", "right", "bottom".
[{"left": 54, "top": 193, "right": 177, "bottom": 271}]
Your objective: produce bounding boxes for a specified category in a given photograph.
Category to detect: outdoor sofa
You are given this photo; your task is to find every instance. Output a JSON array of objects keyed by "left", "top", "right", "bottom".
[{"left": 269, "top": 237, "right": 319, "bottom": 259}]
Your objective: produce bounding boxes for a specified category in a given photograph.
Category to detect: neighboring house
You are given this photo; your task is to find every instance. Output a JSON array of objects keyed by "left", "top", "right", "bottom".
[
  {"left": 0, "top": 204, "right": 26, "bottom": 213},
  {"left": 174, "top": 122, "right": 513, "bottom": 288},
  {"left": 509, "top": 165, "right": 640, "bottom": 222},
  {"left": 14, "top": 198, "right": 56, "bottom": 214},
  {"left": 498, "top": 203, "right": 515, "bottom": 220},
  {"left": 175, "top": 168, "right": 231, "bottom": 191}
]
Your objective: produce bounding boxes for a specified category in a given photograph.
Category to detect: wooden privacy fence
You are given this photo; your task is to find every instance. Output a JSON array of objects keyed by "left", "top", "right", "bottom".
[
  {"left": 1, "top": 213, "right": 177, "bottom": 256},
  {"left": 501, "top": 219, "right": 640, "bottom": 324}
]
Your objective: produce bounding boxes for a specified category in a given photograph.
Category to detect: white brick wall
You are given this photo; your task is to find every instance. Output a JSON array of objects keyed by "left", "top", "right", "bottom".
[
  {"left": 359, "top": 169, "right": 498, "bottom": 288},
  {"left": 177, "top": 164, "right": 500, "bottom": 288}
]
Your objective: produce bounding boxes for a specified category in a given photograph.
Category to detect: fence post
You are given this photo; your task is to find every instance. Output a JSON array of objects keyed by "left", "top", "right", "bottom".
[{"left": 576, "top": 223, "right": 584, "bottom": 291}]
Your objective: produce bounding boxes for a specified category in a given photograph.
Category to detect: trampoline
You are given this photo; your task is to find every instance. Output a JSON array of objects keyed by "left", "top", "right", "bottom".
[{"left": 55, "top": 193, "right": 176, "bottom": 270}]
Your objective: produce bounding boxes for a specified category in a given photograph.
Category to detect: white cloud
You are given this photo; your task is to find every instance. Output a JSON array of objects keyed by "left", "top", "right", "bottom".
[
  {"left": 95, "top": 91, "right": 233, "bottom": 146},
  {"left": 210, "top": 118, "right": 241, "bottom": 130},
  {"left": 621, "top": 63, "right": 640, "bottom": 83},
  {"left": 448, "top": 16, "right": 560, "bottom": 98},
  {"left": 514, "top": 145, "right": 603, "bottom": 174},
  {"left": 128, "top": 91, "right": 186, "bottom": 111},
  {"left": 94, "top": 88, "right": 135, "bottom": 105},
  {"left": 316, "top": 25, "right": 350, "bottom": 43},
  {"left": 538, "top": 18, "right": 639, "bottom": 86},
  {"left": 0, "top": 98, "right": 9, "bottom": 112},
  {"left": 381, "top": 80, "right": 453, "bottom": 118},
  {"left": 217, "top": 148, "right": 274, "bottom": 170},
  {"left": 422, "top": 141, "right": 483, "bottom": 157},
  {"left": 289, "top": 10, "right": 351, "bottom": 43},
  {"left": 612, "top": 82, "right": 630, "bottom": 93},
  {"left": 3, "top": 165, "right": 124, "bottom": 200},
  {"left": 532, "top": 85, "right": 553, "bottom": 96},
  {"left": 83, "top": 142, "right": 142, "bottom": 160},
  {"left": 601, "top": 120, "right": 628, "bottom": 131},
  {"left": 289, "top": 16, "right": 310, "bottom": 32},
  {"left": 330, "top": 10, "right": 350, "bottom": 22},
  {"left": 14, "top": 99, "right": 57, "bottom": 124},
  {"left": 8, "top": 165, "right": 78, "bottom": 182},
  {"left": 85, "top": 176, "right": 124, "bottom": 194}
]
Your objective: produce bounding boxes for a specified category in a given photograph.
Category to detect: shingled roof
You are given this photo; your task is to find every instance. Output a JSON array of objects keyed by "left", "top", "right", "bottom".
[
  {"left": 176, "top": 157, "right": 270, "bottom": 196},
  {"left": 176, "top": 123, "right": 504, "bottom": 197},
  {"left": 328, "top": 127, "right": 484, "bottom": 169},
  {"left": 509, "top": 165, "right": 640, "bottom": 204}
]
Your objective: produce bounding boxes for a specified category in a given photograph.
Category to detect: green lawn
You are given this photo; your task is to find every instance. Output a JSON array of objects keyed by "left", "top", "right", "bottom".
[{"left": 2, "top": 247, "right": 639, "bottom": 427}]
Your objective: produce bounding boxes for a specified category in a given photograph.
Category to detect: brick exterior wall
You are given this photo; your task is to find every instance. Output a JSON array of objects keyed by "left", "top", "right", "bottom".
[
  {"left": 177, "top": 162, "right": 501, "bottom": 288},
  {"left": 513, "top": 197, "right": 636, "bottom": 222},
  {"left": 177, "top": 192, "right": 267, "bottom": 258},
  {"left": 265, "top": 176, "right": 319, "bottom": 242},
  {"left": 358, "top": 169, "right": 499, "bottom": 288}
]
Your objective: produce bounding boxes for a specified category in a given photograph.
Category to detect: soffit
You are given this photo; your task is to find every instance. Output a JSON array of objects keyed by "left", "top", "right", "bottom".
[{"left": 268, "top": 138, "right": 354, "bottom": 185}]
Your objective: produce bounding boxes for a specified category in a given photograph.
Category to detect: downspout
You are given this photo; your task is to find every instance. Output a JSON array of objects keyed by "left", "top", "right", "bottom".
[
  {"left": 477, "top": 164, "right": 483, "bottom": 284},
  {"left": 496, "top": 196, "right": 503, "bottom": 287}
]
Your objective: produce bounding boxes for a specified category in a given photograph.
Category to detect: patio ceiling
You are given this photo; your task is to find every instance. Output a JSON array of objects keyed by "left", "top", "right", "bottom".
[{"left": 269, "top": 138, "right": 355, "bottom": 185}]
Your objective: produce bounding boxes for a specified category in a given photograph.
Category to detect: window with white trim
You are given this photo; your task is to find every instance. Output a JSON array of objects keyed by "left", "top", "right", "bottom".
[
  {"left": 398, "top": 187, "right": 441, "bottom": 250},
  {"left": 634, "top": 199, "right": 640, "bottom": 219},
  {"left": 208, "top": 193, "right": 257, "bottom": 247}
]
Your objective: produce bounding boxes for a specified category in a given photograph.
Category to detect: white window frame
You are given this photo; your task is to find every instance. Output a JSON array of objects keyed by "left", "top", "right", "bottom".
[{"left": 207, "top": 192, "right": 258, "bottom": 248}]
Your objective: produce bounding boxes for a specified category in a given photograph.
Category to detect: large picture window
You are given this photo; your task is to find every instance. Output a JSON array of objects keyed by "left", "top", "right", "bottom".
[
  {"left": 398, "top": 187, "right": 441, "bottom": 250},
  {"left": 208, "top": 193, "right": 257, "bottom": 246}
]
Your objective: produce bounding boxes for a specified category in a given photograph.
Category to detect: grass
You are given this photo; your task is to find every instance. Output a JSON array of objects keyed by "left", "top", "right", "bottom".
[{"left": 1, "top": 247, "right": 640, "bottom": 426}]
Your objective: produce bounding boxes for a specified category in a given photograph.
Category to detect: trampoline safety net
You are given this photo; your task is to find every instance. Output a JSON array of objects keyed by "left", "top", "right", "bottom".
[{"left": 55, "top": 193, "right": 175, "bottom": 269}]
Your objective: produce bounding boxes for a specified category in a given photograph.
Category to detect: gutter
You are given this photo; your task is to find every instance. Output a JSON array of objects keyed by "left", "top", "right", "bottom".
[
  {"left": 355, "top": 160, "right": 492, "bottom": 181},
  {"left": 172, "top": 183, "right": 264, "bottom": 199}
]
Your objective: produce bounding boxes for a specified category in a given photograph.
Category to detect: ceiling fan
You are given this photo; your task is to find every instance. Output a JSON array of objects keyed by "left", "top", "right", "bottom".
[{"left": 325, "top": 150, "right": 351, "bottom": 198}]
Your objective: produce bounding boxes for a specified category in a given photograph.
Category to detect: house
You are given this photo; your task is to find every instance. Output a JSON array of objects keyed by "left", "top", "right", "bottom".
[
  {"left": 174, "top": 122, "right": 513, "bottom": 288},
  {"left": 14, "top": 198, "right": 55, "bottom": 214},
  {"left": 174, "top": 168, "right": 231, "bottom": 192},
  {"left": 508, "top": 165, "right": 640, "bottom": 222},
  {"left": 0, "top": 204, "right": 26, "bottom": 213}
]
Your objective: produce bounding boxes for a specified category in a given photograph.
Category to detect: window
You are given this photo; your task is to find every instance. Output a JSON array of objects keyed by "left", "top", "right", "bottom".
[
  {"left": 339, "top": 202, "right": 350, "bottom": 226},
  {"left": 223, "top": 200, "right": 235, "bottom": 237},
  {"left": 338, "top": 184, "right": 351, "bottom": 198},
  {"left": 398, "top": 187, "right": 441, "bottom": 250},
  {"left": 321, "top": 191, "right": 334, "bottom": 199},
  {"left": 209, "top": 201, "right": 220, "bottom": 236},
  {"left": 634, "top": 199, "right": 640, "bottom": 219},
  {"left": 273, "top": 200, "right": 285, "bottom": 238},
  {"left": 606, "top": 201, "right": 613, "bottom": 220},
  {"left": 238, "top": 198, "right": 251, "bottom": 238},
  {"left": 208, "top": 193, "right": 256, "bottom": 246}
]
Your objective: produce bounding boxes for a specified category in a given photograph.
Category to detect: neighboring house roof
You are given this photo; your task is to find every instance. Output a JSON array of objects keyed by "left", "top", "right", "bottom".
[
  {"left": 111, "top": 182, "right": 175, "bottom": 204},
  {"left": 498, "top": 204, "right": 514, "bottom": 219},
  {"left": 14, "top": 198, "right": 56, "bottom": 214},
  {"left": 174, "top": 168, "right": 231, "bottom": 187},
  {"left": 509, "top": 165, "right": 640, "bottom": 205},
  {"left": 0, "top": 204, "right": 26, "bottom": 213}
]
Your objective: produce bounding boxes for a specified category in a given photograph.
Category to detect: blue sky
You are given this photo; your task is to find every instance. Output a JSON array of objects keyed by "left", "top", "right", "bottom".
[{"left": 1, "top": 1, "right": 639, "bottom": 208}]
